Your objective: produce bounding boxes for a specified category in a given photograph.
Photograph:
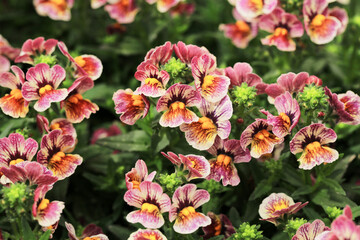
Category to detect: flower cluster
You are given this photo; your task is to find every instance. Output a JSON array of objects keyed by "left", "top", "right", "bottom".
[{"left": 222, "top": 0, "right": 348, "bottom": 51}]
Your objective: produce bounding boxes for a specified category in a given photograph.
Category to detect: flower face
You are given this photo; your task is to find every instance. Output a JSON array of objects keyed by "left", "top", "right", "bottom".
[
  {"left": 0, "top": 66, "right": 29, "bottom": 118},
  {"left": 259, "top": 193, "right": 308, "bottom": 225},
  {"left": 179, "top": 154, "right": 210, "bottom": 181},
  {"left": 128, "top": 229, "right": 167, "bottom": 240},
  {"left": 125, "top": 159, "right": 157, "bottom": 190},
  {"left": 207, "top": 137, "right": 251, "bottom": 186},
  {"left": 180, "top": 96, "right": 233, "bottom": 150},
  {"left": 66, "top": 222, "right": 109, "bottom": 240},
  {"left": 240, "top": 119, "right": 284, "bottom": 159},
  {"left": 261, "top": 92, "right": 301, "bottom": 138},
  {"left": 113, "top": 89, "right": 150, "bottom": 125},
  {"left": 325, "top": 87, "right": 360, "bottom": 125},
  {"left": 170, "top": 184, "right": 211, "bottom": 234},
  {"left": 15, "top": 37, "right": 58, "bottom": 65},
  {"left": 265, "top": 72, "right": 309, "bottom": 99},
  {"left": 156, "top": 83, "right": 201, "bottom": 127},
  {"left": 37, "top": 130, "right": 82, "bottom": 180},
  {"left": 290, "top": 123, "right": 339, "bottom": 170},
  {"left": 202, "top": 212, "right": 236, "bottom": 239},
  {"left": 236, "top": 0, "right": 278, "bottom": 20},
  {"left": 22, "top": 63, "right": 68, "bottom": 112},
  {"left": 134, "top": 62, "right": 170, "bottom": 97},
  {"left": 147, "top": 0, "right": 180, "bottom": 13},
  {"left": 124, "top": 181, "right": 171, "bottom": 229},
  {"left": 33, "top": 0, "right": 74, "bottom": 21},
  {"left": 259, "top": 8, "right": 304, "bottom": 51},
  {"left": 292, "top": 219, "right": 330, "bottom": 240},
  {"left": 191, "top": 54, "right": 230, "bottom": 103},
  {"left": 105, "top": 0, "right": 139, "bottom": 24}
]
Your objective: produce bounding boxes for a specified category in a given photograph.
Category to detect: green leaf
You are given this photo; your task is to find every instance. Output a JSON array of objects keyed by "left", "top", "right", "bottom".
[
  {"left": 21, "top": 217, "right": 36, "bottom": 240},
  {"left": 115, "top": 37, "right": 146, "bottom": 56},
  {"left": 39, "top": 230, "right": 52, "bottom": 240},
  {"left": 291, "top": 185, "right": 314, "bottom": 198},
  {"left": 108, "top": 225, "right": 133, "bottom": 239},
  {"left": 321, "top": 178, "right": 346, "bottom": 195},
  {"left": 249, "top": 180, "right": 272, "bottom": 201},
  {"left": 96, "top": 130, "right": 150, "bottom": 152}
]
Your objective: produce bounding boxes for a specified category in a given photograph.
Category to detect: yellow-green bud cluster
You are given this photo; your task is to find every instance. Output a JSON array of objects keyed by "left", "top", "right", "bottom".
[
  {"left": 199, "top": 179, "right": 223, "bottom": 194},
  {"left": 232, "top": 83, "right": 257, "bottom": 108},
  {"left": 326, "top": 206, "right": 343, "bottom": 220},
  {"left": 162, "top": 57, "right": 191, "bottom": 83},
  {"left": 298, "top": 85, "right": 328, "bottom": 110},
  {"left": 158, "top": 173, "right": 183, "bottom": 194},
  {"left": 284, "top": 218, "right": 308, "bottom": 237},
  {"left": 230, "top": 222, "right": 263, "bottom": 240},
  {"left": 15, "top": 128, "right": 29, "bottom": 139},
  {"left": 264, "top": 158, "right": 283, "bottom": 174},
  {"left": 34, "top": 54, "right": 57, "bottom": 66}
]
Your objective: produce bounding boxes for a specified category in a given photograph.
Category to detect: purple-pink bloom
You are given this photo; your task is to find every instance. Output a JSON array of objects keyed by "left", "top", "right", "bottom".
[
  {"left": 202, "top": 212, "right": 236, "bottom": 239},
  {"left": 66, "top": 222, "right": 109, "bottom": 240},
  {"left": 292, "top": 219, "right": 330, "bottom": 240},
  {"left": 128, "top": 229, "right": 167, "bottom": 240},
  {"left": 125, "top": 159, "right": 156, "bottom": 190},
  {"left": 144, "top": 41, "right": 173, "bottom": 67},
  {"left": 236, "top": 0, "right": 278, "bottom": 21},
  {"left": 104, "top": 0, "right": 139, "bottom": 24},
  {"left": 174, "top": 41, "right": 214, "bottom": 66}
]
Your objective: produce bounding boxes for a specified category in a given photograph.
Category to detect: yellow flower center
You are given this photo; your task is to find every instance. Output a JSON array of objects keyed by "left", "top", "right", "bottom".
[
  {"left": 50, "top": 123, "right": 61, "bottom": 130},
  {"left": 279, "top": 112, "right": 291, "bottom": 130},
  {"left": 311, "top": 14, "right": 326, "bottom": 27},
  {"left": 74, "top": 56, "right": 86, "bottom": 68},
  {"left": 39, "top": 85, "right": 53, "bottom": 96},
  {"left": 50, "top": 0, "right": 67, "bottom": 8},
  {"left": 254, "top": 129, "right": 270, "bottom": 141},
  {"left": 51, "top": 151, "right": 66, "bottom": 162},
  {"left": 83, "top": 237, "right": 100, "bottom": 240},
  {"left": 131, "top": 180, "right": 140, "bottom": 190},
  {"left": 216, "top": 154, "right": 232, "bottom": 166},
  {"left": 274, "top": 27, "right": 288, "bottom": 37},
  {"left": 198, "top": 117, "right": 216, "bottom": 130},
  {"left": 145, "top": 78, "right": 162, "bottom": 88},
  {"left": 131, "top": 94, "right": 145, "bottom": 108},
  {"left": 68, "top": 93, "right": 83, "bottom": 104},
  {"left": 38, "top": 198, "right": 50, "bottom": 211},
  {"left": 141, "top": 234, "right": 157, "bottom": 240},
  {"left": 305, "top": 141, "right": 322, "bottom": 153},
  {"left": 272, "top": 200, "right": 289, "bottom": 212},
  {"left": 141, "top": 203, "right": 160, "bottom": 214},
  {"left": 9, "top": 158, "right": 24, "bottom": 165},
  {"left": 178, "top": 206, "right": 196, "bottom": 219},
  {"left": 170, "top": 101, "right": 186, "bottom": 111},
  {"left": 236, "top": 21, "right": 251, "bottom": 33},
  {"left": 250, "top": 0, "right": 263, "bottom": 10},
  {"left": 202, "top": 75, "right": 216, "bottom": 90},
  {"left": 10, "top": 89, "right": 23, "bottom": 100}
]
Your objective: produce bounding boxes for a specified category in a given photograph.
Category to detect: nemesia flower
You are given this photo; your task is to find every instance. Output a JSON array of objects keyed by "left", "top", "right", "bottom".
[
  {"left": 0, "top": 35, "right": 20, "bottom": 61},
  {"left": 315, "top": 206, "right": 360, "bottom": 240},
  {"left": 124, "top": 181, "right": 171, "bottom": 229},
  {"left": 91, "top": 0, "right": 107, "bottom": 9},
  {"left": 91, "top": 124, "right": 121, "bottom": 144},
  {"left": 156, "top": 83, "right": 201, "bottom": 127},
  {"left": 290, "top": 123, "right": 339, "bottom": 170},
  {"left": 37, "top": 115, "right": 77, "bottom": 143},
  {"left": 66, "top": 222, "right": 109, "bottom": 240},
  {"left": 219, "top": 8, "right": 258, "bottom": 49},
  {"left": 261, "top": 92, "right": 300, "bottom": 138},
  {"left": 328, "top": 7, "right": 348, "bottom": 35},
  {"left": 236, "top": 0, "right": 278, "bottom": 21},
  {"left": 32, "top": 185, "right": 65, "bottom": 227},
  {"left": 180, "top": 96, "right": 233, "bottom": 150},
  {"left": 113, "top": 88, "right": 150, "bottom": 125},
  {"left": 0, "top": 56, "right": 10, "bottom": 73},
  {"left": 240, "top": 119, "right": 284, "bottom": 159},
  {"left": 146, "top": 0, "right": 181, "bottom": 13},
  {"left": 128, "top": 229, "right": 167, "bottom": 240},
  {"left": 303, "top": 0, "right": 343, "bottom": 44},
  {"left": 291, "top": 219, "right": 330, "bottom": 240},
  {"left": 144, "top": 41, "right": 173, "bottom": 67},
  {"left": 202, "top": 212, "right": 236, "bottom": 239},
  {"left": 170, "top": 2, "right": 195, "bottom": 17},
  {"left": 22, "top": 63, "right": 68, "bottom": 112},
  {"left": 191, "top": 54, "right": 230, "bottom": 102},
  {"left": 174, "top": 41, "right": 214, "bottom": 66},
  {"left": 105, "top": 0, "right": 139, "bottom": 24},
  {"left": 306, "top": 75, "right": 323, "bottom": 86},
  {"left": 125, "top": 159, "right": 156, "bottom": 190},
  {"left": 134, "top": 62, "right": 170, "bottom": 97},
  {"left": 0, "top": 66, "right": 29, "bottom": 118},
  {"left": 37, "top": 130, "right": 82, "bottom": 180},
  {"left": 259, "top": 193, "right": 308, "bottom": 225},
  {"left": 161, "top": 151, "right": 182, "bottom": 166},
  {"left": 33, "top": 0, "right": 74, "bottom": 21},
  {"left": 259, "top": 8, "right": 304, "bottom": 51},
  {"left": 265, "top": 72, "right": 309, "bottom": 99},
  {"left": 325, "top": 87, "right": 360, "bottom": 125},
  {"left": 169, "top": 184, "right": 211, "bottom": 234},
  {"left": 61, "top": 77, "right": 99, "bottom": 123},
  {"left": 15, "top": 37, "right": 58, "bottom": 65},
  {"left": 206, "top": 137, "right": 251, "bottom": 186}
]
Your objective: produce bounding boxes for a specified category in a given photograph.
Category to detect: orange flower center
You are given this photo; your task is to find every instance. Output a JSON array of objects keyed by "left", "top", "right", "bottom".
[
  {"left": 68, "top": 93, "right": 83, "bottom": 104},
  {"left": 131, "top": 180, "right": 140, "bottom": 190},
  {"left": 250, "top": 0, "right": 263, "bottom": 10},
  {"left": 216, "top": 154, "right": 232, "bottom": 166},
  {"left": 198, "top": 117, "right": 216, "bottom": 130},
  {"left": 141, "top": 203, "right": 159, "bottom": 214},
  {"left": 170, "top": 101, "right": 186, "bottom": 111},
  {"left": 50, "top": 123, "right": 61, "bottom": 130},
  {"left": 51, "top": 151, "right": 66, "bottom": 162},
  {"left": 39, "top": 84, "right": 53, "bottom": 96},
  {"left": 74, "top": 56, "right": 86, "bottom": 68},
  {"left": 214, "top": 217, "right": 222, "bottom": 235},
  {"left": 83, "top": 237, "right": 100, "bottom": 240},
  {"left": 145, "top": 78, "right": 162, "bottom": 88},
  {"left": 279, "top": 112, "right": 291, "bottom": 130},
  {"left": 131, "top": 94, "right": 145, "bottom": 108},
  {"left": 38, "top": 198, "right": 50, "bottom": 211},
  {"left": 305, "top": 141, "right": 322, "bottom": 153},
  {"left": 236, "top": 21, "right": 251, "bottom": 33},
  {"left": 178, "top": 206, "right": 196, "bottom": 219},
  {"left": 9, "top": 158, "right": 24, "bottom": 165},
  {"left": 50, "top": 0, "right": 67, "bottom": 9},
  {"left": 254, "top": 129, "right": 270, "bottom": 141},
  {"left": 311, "top": 14, "right": 326, "bottom": 27},
  {"left": 141, "top": 234, "right": 157, "bottom": 240},
  {"left": 274, "top": 27, "right": 288, "bottom": 37},
  {"left": 10, "top": 89, "right": 23, "bottom": 100},
  {"left": 202, "top": 75, "right": 216, "bottom": 90}
]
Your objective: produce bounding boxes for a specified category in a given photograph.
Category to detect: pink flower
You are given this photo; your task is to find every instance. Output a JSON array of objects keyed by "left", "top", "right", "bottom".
[
  {"left": 125, "top": 159, "right": 156, "bottom": 190},
  {"left": 191, "top": 54, "right": 230, "bottom": 103},
  {"left": 202, "top": 212, "right": 236, "bottom": 239},
  {"left": 91, "top": 124, "right": 121, "bottom": 144},
  {"left": 259, "top": 8, "right": 304, "bottom": 51},
  {"left": 0, "top": 35, "right": 20, "bottom": 61},
  {"left": 220, "top": 8, "right": 258, "bottom": 49},
  {"left": 22, "top": 63, "right": 68, "bottom": 112},
  {"left": 0, "top": 56, "right": 10, "bottom": 74},
  {"left": 259, "top": 193, "right": 308, "bottom": 225},
  {"left": 306, "top": 75, "right": 323, "bottom": 86},
  {"left": 156, "top": 83, "right": 201, "bottom": 127},
  {"left": 37, "top": 130, "right": 82, "bottom": 180},
  {"left": 66, "top": 222, "right": 109, "bottom": 240},
  {"left": 240, "top": 119, "right": 284, "bottom": 159},
  {"left": 113, "top": 89, "right": 150, "bottom": 125},
  {"left": 290, "top": 123, "right": 339, "bottom": 170},
  {"left": 170, "top": 2, "right": 195, "bottom": 17},
  {"left": 174, "top": 41, "right": 213, "bottom": 66},
  {"left": 128, "top": 229, "right": 167, "bottom": 240},
  {"left": 261, "top": 92, "right": 301, "bottom": 138},
  {"left": 170, "top": 184, "right": 211, "bottom": 234},
  {"left": 180, "top": 96, "right": 233, "bottom": 150},
  {"left": 206, "top": 137, "right": 251, "bottom": 186},
  {"left": 15, "top": 37, "right": 58, "bottom": 65},
  {"left": 124, "top": 181, "right": 171, "bottom": 229},
  {"left": 144, "top": 41, "right": 173, "bottom": 67},
  {"left": 105, "top": 0, "right": 139, "bottom": 24},
  {"left": 292, "top": 219, "right": 330, "bottom": 240},
  {"left": 236, "top": 0, "right": 278, "bottom": 21},
  {"left": 146, "top": 0, "right": 181, "bottom": 13},
  {"left": 33, "top": 0, "right": 74, "bottom": 21},
  {"left": 265, "top": 72, "right": 309, "bottom": 99},
  {"left": 325, "top": 87, "right": 360, "bottom": 125},
  {"left": 0, "top": 66, "right": 29, "bottom": 118}
]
